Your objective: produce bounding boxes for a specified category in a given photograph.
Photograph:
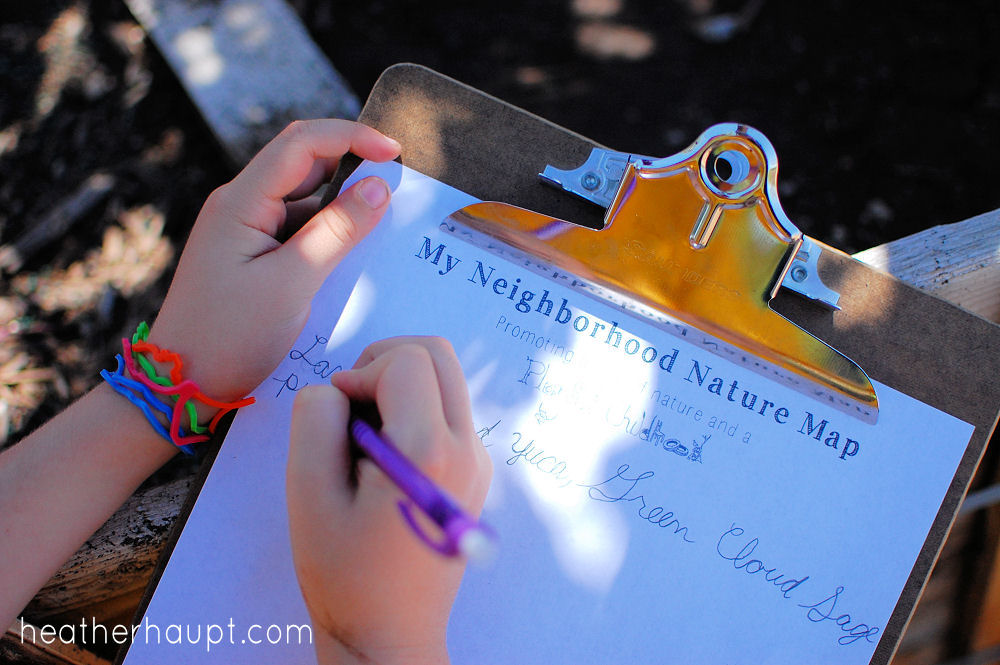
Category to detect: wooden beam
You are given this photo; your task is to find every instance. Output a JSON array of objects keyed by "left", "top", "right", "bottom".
[
  {"left": 853, "top": 208, "right": 1000, "bottom": 323},
  {"left": 122, "top": 0, "right": 361, "bottom": 166},
  {"left": 1, "top": 620, "right": 110, "bottom": 665},
  {"left": 971, "top": 509, "right": 1000, "bottom": 652},
  {"left": 23, "top": 476, "right": 193, "bottom": 625}
]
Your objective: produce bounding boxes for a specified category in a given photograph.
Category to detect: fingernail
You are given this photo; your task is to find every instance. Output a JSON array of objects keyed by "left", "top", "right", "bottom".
[
  {"left": 358, "top": 177, "right": 390, "bottom": 208},
  {"left": 386, "top": 136, "right": 402, "bottom": 151}
]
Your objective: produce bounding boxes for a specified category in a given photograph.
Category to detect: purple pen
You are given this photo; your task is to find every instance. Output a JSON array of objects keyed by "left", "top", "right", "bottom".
[{"left": 349, "top": 416, "right": 495, "bottom": 561}]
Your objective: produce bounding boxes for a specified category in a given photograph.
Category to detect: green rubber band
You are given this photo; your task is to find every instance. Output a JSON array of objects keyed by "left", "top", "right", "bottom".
[
  {"left": 138, "top": 357, "right": 206, "bottom": 434},
  {"left": 132, "top": 321, "right": 151, "bottom": 344},
  {"left": 129, "top": 322, "right": 207, "bottom": 434}
]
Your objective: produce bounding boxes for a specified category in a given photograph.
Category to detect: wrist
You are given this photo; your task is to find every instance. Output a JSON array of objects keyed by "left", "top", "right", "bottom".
[
  {"left": 92, "top": 381, "right": 183, "bottom": 463},
  {"left": 122, "top": 321, "right": 253, "bottom": 439},
  {"left": 138, "top": 352, "right": 221, "bottom": 426},
  {"left": 131, "top": 321, "right": 219, "bottom": 425}
]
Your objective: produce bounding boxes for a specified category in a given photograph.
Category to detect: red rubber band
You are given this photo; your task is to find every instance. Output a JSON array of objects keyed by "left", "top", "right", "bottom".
[
  {"left": 128, "top": 339, "right": 255, "bottom": 432},
  {"left": 122, "top": 340, "right": 208, "bottom": 446},
  {"left": 122, "top": 339, "right": 229, "bottom": 446},
  {"left": 132, "top": 339, "right": 186, "bottom": 385}
]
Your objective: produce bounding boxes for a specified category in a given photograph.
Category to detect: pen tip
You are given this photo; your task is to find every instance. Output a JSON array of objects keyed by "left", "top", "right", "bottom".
[{"left": 458, "top": 529, "right": 496, "bottom": 564}]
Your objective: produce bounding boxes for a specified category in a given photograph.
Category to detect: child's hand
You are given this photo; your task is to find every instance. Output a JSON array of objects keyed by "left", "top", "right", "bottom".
[
  {"left": 286, "top": 337, "right": 493, "bottom": 665},
  {"left": 148, "top": 120, "right": 400, "bottom": 405}
]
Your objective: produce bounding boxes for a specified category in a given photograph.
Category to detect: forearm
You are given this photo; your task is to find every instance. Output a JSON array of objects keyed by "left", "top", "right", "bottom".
[{"left": 0, "top": 382, "right": 176, "bottom": 627}]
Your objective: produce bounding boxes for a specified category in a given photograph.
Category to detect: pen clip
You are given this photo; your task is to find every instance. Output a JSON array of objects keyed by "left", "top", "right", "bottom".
[
  {"left": 350, "top": 414, "right": 495, "bottom": 560},
  {"left": 397, "top": 499, "right": 461, "bottom": 557}
]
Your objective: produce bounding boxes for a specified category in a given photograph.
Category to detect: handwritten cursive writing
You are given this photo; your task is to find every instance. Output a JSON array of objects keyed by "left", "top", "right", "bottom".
[
  {"left": 799, "top": 586, "right": 880, "bottom": 646},
  {"left": 580, "top": 464, "right": 694, "bottom": 542},
  {"left": 476, "top": 419, "right": 502, "bottom": 448},
  {"left": 506, "top": 432, "right": 574, "bottom": 488},
  {"left": 272, "top": 372, "right": 301, "bottom": 398},
  {"left": 716, "top": 524, "right": 809, "bottom": 599},
  {"left": 288, "top": 334, "right": 341, "bottom": 378}
]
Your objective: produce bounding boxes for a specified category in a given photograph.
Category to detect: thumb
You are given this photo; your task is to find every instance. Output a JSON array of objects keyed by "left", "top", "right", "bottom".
[{"left": 278, "top": 176, "right": 391, "bottom": 291}]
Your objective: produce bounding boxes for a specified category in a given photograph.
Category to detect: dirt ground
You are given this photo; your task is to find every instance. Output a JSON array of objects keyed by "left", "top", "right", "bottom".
[
  {"left": 1, "top": 1, "right": 999, "bottom": 453},
  {"left": 2, "top": 2, "right": 1000, "bottom": 661}
]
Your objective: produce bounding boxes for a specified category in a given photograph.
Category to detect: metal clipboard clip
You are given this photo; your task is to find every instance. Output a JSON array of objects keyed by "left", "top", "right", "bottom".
[{"left": 443, "top": 124, "right": 878, "bottom": 423}]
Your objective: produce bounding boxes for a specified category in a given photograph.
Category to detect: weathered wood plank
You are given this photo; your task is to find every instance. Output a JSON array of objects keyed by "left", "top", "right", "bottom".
[
  {"left": 122, "top": 0, "right": 361, "bottom": 166},
  {"left": 853, "top": 208, "right": 1000, "bottom": 323},
  {"left": 976, "top": 541, "right": 1000, "bottom": 647},
  {"left": 893, "top": 515, "right": 969, "bottom": 662},
  {"left": 24, "top": 476, "right": 194, "bottom": 624},
  {"left": 2, "top": 620, "right": 110, "bottom": 665},
  {"left": 971, "top": 510, "right": 1000, "bottom": 650}
]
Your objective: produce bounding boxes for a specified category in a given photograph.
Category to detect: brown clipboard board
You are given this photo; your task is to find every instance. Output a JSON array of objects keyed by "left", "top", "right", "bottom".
[
  {"left": 336, "top": 63, "right": 1000, "bottom": 663},
  {"left": 122, "top": 63, "right": 1000, "bottom": 664}
]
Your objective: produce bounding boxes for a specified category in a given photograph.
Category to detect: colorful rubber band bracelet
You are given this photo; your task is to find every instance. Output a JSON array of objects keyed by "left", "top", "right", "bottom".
[
  {"left": 101, "top": 355, "right": 196, "bottom": 455},
  {"left": 130, "top": 323, "right": 207, "bottom": 434},
  {"left": 122, "top": 338, "right": 255, "bottom": 447}
]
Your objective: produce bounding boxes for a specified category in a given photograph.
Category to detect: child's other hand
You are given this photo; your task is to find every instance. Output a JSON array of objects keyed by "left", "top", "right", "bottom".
[
  {"left": 148, "top": 120, "right": 400, "bottom": 403},
  {"left": 286, "top": 337, "right": 492, "bottom": 665}
]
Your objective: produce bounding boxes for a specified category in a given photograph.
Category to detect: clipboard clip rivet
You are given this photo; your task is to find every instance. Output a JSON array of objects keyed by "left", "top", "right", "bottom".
[{"left": 582, "top": 172, "right": 601, "bottom": 191}]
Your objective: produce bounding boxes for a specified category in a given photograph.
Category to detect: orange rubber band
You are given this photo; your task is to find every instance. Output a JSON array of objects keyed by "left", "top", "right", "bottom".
[{"left": 131, "top": 339, "right": 255, "bottom": 432}]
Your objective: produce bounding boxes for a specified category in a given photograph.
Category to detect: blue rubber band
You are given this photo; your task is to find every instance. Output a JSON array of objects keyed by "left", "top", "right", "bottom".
[
  {"left": 103, "top": 368, "right": 196, "bottom": 456},
  {"left": 102, "top": 355, "right": 195, "bottom": 456}
]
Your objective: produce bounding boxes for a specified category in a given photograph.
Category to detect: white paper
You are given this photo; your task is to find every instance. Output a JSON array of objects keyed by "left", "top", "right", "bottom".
[{"left": 124, "top": 161, "right": 974, "bottom": 665}]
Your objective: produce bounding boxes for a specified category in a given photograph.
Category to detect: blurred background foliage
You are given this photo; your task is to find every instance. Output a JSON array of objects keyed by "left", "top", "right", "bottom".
[{"left": 1, "top": 0, "right": 999, "bottom": 447}]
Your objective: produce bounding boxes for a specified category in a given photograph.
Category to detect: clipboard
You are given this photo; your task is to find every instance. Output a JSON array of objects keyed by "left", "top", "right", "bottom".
[
  {"left": 122, "top": 63, "right": 1000, "bottom": 664},
  {"left": 337, "top": 63, "right": 1000, "bottom": 661}
]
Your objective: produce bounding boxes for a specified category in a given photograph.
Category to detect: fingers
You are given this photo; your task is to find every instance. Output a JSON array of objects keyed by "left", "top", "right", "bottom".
[
  {"left": 351, "top": 337, "right": 475, "bottom": 438},
  {"left": 287, "top": 384, "right": 354, "bottom": 506},
  {"left": 332, "top": 340, "right": 488, "bottom": 506},
  {"left": 275, "top": 175, "right": 391, "bottom": 291},
  {"left": 332, "top": 345, "right": 451, "bottom": 462},
  {"left": 210, "top": 120, "right": 399, "bottom": 295},
  {"left": 235, "top": 120, "right": 400, "bottom": 202},
  {"left": 284, "top": 157, "right": 340, "bottom": 202},
  {"left": 286, "top": 361, "right": 480, "bottom": 660},
  {"left": 289, "top": 339, "right": 492, "bottom": 561}
]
